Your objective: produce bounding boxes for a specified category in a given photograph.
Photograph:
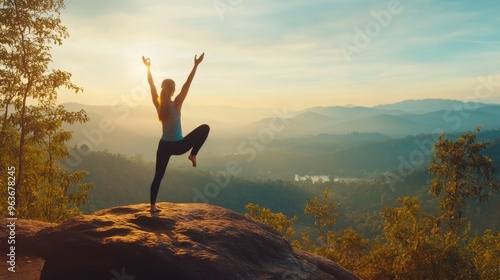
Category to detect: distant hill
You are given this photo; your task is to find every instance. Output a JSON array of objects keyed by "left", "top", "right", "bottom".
[
  {"left": 298, "top": 105, "right": 395, "bottom": 120},
  {"left": 288, "top": 99, "right": 500, "bottom": 137},
  {"left": 373, "top": 98, "right": 492, "bottom": 113},
  {"left": 62, "top": 99, "right": 500, "bottom": 159},
  {"left": 322, "top": 114, "right": 428, "bottom": 136},
  {"left": 202, "top": 130, "right": 500, "bottom": 178}
]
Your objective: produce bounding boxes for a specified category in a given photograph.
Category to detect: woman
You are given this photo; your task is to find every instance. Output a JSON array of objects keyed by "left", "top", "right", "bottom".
[{"left": 143, "top": 53, "right": 210, "bottom": 213}]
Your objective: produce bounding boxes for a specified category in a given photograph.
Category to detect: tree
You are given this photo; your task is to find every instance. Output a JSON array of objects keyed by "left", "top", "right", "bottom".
[
  {"left": 379, "top": 196, "right": 444, "bottom": 279},
  {"left": 245, "top": 203, "right": 297, "bottom": 242},
  {"left": 321, "top": 227, "right": 369, "bottom": 273},
  {"left": 429, "top": 127, "right": 500, "bottom": 235},
  {"left": 362, "top": 196, "right": 478, "bottom": 280},
  {"left": 304, "top": 187, "right": 339, "bottom": 241},
  {"left": 469, "top": 229, "right": 500, "bottom": 280},
  {"left": 0, "top": 0, "right": 91, "bottom": 221}
]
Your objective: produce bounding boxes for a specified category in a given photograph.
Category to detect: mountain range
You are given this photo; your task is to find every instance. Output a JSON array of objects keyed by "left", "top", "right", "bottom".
[{"left": 63, "top": 99, "right": 500, "bottom": 159}]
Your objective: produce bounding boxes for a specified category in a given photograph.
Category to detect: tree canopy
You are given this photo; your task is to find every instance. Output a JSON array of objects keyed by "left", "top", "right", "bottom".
[{"left": 0, "top": 0, "right": 91, "bottom": 221}]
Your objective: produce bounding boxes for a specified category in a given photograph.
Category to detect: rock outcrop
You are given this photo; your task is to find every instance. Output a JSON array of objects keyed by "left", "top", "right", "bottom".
[
  {"left": 0, "top": 219, "right": 54, "bottom": 280},
  {"left": 5, "top": 203, "right": 361, "bottom": 280}
]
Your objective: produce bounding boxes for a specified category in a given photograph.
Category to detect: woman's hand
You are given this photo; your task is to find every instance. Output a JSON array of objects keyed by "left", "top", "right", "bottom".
[
  {"left": 194, "top": 52, "right": 205, "bottom": 66},
  {"left": 142, "top": 56, "right": 151, "bottom": 67}
]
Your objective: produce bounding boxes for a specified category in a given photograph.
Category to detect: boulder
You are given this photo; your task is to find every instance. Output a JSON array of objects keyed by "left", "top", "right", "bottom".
[
  {"left": 0, "top": 219, "right": 54, "bottom": 280},
  {"left": 27, "top": 203, "right": 360, "bottom": 279}
]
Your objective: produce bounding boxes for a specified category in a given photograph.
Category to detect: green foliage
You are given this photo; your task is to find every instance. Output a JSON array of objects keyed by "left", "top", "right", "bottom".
[
  {"left": 244, "top": 203, "right": 297, "bottom": 242},
  {"left": 319, "top": 227, "right": 369, "bottom": 273},
  {"left": 0, "top": 0, "right": 91, "bottom": 221},
  {"left": 381, "top": 197, "right": 440, "bottom": 251},
  {"left": 301, "top": 187, "right": 370, "bottom": 273},
  {"left": 243, "top": 155, "right": 497, "bottom": 279},
  {"left": 362, "top": 197, "right": 479, "bottom": 280},
  {"left": 469, "top": 229, "right": 500, "bottom": 280},
  {"left": 429, "top": 127, "right": 500, "bottom": 234},
  {"left": 304, "top": 188, "right": 339, "bottom": 239}
]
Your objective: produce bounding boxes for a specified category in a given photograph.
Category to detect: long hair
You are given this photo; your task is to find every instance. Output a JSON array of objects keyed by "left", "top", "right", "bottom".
[{"left": 158, "top": 79, "right": 175, "bottom": 122}]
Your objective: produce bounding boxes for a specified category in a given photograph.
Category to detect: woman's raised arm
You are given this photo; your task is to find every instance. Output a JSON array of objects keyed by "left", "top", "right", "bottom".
[
  {"left": 174, "top": 52, "right": 204, "bottom": 109},
  {"left": 142, "top": 56, "right": 159, "bottom": 109}
]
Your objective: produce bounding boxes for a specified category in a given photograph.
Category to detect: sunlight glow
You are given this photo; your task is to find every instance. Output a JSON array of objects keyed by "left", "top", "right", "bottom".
[{"left": 53, "top": 0, "right": 500, "bottom": 108}]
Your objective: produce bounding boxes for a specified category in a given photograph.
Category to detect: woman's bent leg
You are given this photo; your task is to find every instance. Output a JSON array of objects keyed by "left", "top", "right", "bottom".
[
  {"left": 182, "top": 124, "right": 210, "bottom": 156},
  {"left": 178, "top": 124, "right": 210, "bottom": 167}
]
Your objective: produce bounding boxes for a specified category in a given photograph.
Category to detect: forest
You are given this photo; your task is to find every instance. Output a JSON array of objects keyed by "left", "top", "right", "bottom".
[
  {"left": 71, "top": 129, "right": 500, "bottom": 279},
  {"left": 74, "top": 135, "right": 500, "bottom": 239},
  {"left": 1, "top": 1, "right": 499, "bottom": 279}
]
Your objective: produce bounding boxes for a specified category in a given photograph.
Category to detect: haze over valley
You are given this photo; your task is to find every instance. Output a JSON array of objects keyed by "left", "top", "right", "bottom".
[{"left": 65, "top": 98, "right": 500, "bottom": 178}]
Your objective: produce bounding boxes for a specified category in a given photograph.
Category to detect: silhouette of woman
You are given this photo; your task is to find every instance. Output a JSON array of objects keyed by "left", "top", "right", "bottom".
[{"left": 143, "top": 53, "right": 210, "bottom": 213}]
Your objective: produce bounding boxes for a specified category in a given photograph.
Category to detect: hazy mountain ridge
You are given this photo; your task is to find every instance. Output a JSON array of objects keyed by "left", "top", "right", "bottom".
[
  {"left": 373, "top": 98, "right": 492, "bottom": 113},
  {"left": 288, "top": 100, "right": 500, "bottom": 137},
  {"left": 63, "top": 99, "right": 500, "bottom": 159}
]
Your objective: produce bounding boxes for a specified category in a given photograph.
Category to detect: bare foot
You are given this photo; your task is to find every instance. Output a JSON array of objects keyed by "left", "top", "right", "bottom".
[
  {"left": 150, "top": 206, "right": 161, "bottom": 214},
  {"left": 188, "top": 154, "right": 197, "bottom": 167}
]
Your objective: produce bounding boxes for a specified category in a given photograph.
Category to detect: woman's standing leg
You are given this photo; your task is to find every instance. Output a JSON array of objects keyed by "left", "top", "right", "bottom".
[{"left": 150, "top": 140, "right": 171, "bottom": 212}]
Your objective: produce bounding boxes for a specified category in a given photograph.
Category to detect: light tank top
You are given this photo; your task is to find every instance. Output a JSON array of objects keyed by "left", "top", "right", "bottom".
[{"left": 161, "top": 102, "right": 182, "bottom": 141}]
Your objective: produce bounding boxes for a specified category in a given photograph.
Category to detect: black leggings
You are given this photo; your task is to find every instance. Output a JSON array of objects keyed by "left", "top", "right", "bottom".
[{"left": 150, "top": 124, "right": 210, "bottom": 205}]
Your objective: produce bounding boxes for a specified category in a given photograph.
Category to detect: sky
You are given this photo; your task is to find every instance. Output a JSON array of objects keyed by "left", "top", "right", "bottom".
[{"left": 53, "top": 0, "right": 500, "bottom": 110}]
